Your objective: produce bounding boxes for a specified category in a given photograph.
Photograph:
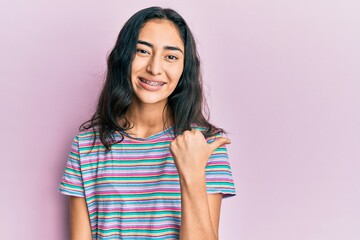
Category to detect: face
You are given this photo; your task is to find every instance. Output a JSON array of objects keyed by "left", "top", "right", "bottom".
[{"left": 130, "top": 19, "right": 185, "bottom": 107}]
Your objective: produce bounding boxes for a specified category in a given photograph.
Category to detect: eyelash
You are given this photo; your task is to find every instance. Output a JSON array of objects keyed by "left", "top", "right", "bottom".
[
  {"left": 136, "top": 49, "right": 178, "bottom": 61},
  {"left": 136, "top": 49, "right": 149, "bottom": 54},
  {"left": 166, "top": 55, "right": 178, "bottom": 60}
]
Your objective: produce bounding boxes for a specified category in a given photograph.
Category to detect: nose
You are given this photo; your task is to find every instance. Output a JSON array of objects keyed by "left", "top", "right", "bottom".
[{"left": 146, "top": 54, "right": 163, "bottom": 75}]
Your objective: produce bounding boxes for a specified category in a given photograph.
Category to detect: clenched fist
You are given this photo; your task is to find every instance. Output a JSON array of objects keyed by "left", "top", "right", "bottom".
[{"left": 169, "top": 129, "right": 231, "bottom": 181}]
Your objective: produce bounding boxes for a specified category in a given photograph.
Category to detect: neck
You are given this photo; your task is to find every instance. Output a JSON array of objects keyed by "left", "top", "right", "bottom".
[{"left": 120, "top": 99, "right": 173, "bottom": 138}]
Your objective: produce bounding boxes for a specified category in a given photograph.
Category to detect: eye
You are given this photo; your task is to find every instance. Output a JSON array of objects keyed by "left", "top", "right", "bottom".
[
  {"left": 136, "top": 49, "right": 149, "bottom": 55},
  {"left": 166, "top": 55, "right": 178, "bottom": 61}
]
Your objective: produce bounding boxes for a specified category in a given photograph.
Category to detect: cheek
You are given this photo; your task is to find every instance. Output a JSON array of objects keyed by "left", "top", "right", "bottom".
[
  {"left": 131, "top": 56, "right": 148, "bottom": 74},
  {"left": 168, "top": 63, "right": 184, "bottom": 84}
]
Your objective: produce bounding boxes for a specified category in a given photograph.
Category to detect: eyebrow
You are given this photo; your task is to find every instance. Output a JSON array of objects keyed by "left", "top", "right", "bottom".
[{"left": 137, "top": 40, "right": 183, "bottom": 54}]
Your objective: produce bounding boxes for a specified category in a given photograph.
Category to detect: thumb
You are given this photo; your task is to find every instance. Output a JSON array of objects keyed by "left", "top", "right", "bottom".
[{"left": 209, "top": 137, "right": 231, "bottom": 152}]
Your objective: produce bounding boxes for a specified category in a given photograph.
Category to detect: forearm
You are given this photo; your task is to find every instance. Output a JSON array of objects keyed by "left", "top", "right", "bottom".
[
  {"left": 70, "top": 196, "right": 93, "bottom": 240},
  {"left": 179, "top": 175, "right": 218, "bottom": 240}
]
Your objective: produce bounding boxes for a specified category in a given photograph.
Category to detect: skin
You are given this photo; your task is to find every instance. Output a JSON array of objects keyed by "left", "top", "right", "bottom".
[
  {"left": 70, "top": 19, "right": 230, "bottom": 240},
  {"left": 70, "top": 196, "right": 92, "bottom": 240},
  {"left": 123, "top": 18, "right": 185, "bottom": 137}
]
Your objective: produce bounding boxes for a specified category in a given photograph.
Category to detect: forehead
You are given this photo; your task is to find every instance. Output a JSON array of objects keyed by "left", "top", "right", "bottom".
[{"left": 138, "top": 19, "right": 184, "bottom": 50}]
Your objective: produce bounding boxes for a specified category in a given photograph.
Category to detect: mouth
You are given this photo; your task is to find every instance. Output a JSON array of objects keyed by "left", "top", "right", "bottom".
[{"left": 139, "top": 77, "right": 166, "bottom": 87}]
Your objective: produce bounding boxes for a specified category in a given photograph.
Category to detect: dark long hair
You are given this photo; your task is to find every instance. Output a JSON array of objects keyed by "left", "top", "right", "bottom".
[{"left": 79, "top": 6, "right": 224, "bottom": 152}]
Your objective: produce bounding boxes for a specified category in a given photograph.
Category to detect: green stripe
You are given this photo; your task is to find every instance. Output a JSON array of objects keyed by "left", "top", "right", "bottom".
[
  {"left": 60, "top": 182, "right": 83, "bottom": 190},
  {"left": 206, "top": 182, "right": 235, "bottom": 187},
  {"left": 94, "top": 227, "right": 179, "bottom": 235}
]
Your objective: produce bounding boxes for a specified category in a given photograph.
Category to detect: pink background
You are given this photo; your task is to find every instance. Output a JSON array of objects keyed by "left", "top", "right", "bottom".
[{"left": 1, "top": 0, "right": 359, "bottom": 239}]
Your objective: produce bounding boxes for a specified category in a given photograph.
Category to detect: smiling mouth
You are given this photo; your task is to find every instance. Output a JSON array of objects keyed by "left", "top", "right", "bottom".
[{"left": 139, "top": 78, "right": 165, "bottom": 87}]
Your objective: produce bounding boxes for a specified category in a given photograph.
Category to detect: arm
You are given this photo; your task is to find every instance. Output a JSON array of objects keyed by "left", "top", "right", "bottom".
[
  {"left": 179, "top": 175, "right": 222, "bottom": 240},
  {"left": 170, "top": 130, "right": 230, "bottom": 240},
  {"left": 70, "top": 196, "right": 92, "bottom": 240}
]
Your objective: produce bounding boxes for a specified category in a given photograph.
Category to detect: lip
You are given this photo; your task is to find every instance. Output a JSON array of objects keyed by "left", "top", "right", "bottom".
[
  {"left": 138, "top": 77, "right": 166, "bottom": 91},
  {"left": 139, "top": 77, "right": 165, "bottom": 84}
]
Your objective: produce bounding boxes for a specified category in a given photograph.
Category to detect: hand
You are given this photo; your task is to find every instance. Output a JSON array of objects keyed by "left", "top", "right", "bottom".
[{"left": 169, "top": 130, "right": 231, "bottom": 181}]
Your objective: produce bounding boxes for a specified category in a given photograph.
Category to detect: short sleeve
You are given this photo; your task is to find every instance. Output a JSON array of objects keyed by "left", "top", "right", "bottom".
[
  {"left": 205, "top": 133, "right": 236, "bottom": 198},
  {"left": 58, "top": 134, "right": 85, "bottom": 197}
]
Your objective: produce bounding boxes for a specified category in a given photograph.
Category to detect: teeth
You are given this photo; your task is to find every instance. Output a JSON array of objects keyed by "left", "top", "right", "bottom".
[{"left": 141, "top": 78, "right": 164, "bottom": 86}]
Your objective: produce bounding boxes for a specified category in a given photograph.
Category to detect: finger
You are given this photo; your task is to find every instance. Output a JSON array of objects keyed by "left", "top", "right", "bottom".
[
  {"left": 190, "top": 129, "right": 201, "bottom": 136},
  {"left": 209, "top": 137, "right": 231, "bottom": 151}
]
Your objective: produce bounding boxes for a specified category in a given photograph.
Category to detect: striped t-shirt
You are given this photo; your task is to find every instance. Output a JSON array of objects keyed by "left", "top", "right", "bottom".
[{"left": 58, "top": 125, "right": 236, "bottom": 239}]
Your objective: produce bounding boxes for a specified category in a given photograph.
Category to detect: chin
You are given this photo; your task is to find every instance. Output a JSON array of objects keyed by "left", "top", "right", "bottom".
[{"left": 134, "top": 95, "right": 168, "bottom": 106}]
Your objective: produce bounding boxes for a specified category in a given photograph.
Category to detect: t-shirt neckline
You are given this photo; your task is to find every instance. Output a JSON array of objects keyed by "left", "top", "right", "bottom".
[{"left": 115, "top": 125, "right": 174, "bottom": 141}]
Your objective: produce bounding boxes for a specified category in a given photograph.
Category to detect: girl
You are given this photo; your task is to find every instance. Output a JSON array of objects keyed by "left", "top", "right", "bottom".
[{"left": 59, "top": 6, "right": 236, "bottom": 240}]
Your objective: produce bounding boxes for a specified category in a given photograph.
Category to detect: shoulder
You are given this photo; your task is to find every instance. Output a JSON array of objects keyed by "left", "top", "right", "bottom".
[
  {"left": 190, "top": 123, "right": 213, "bottom": 132},
  {"left": 71, "top": 126, "right": 101, "bottom": 148},
  {"left": 190, "top": 123, "right": 225, "bottom": 141},
  {"left": 77, "top": 126, "right": 99, "bottom": 139}
]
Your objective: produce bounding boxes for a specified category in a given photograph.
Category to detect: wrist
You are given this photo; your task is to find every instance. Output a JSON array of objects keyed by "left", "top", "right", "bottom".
[{"left": 179, "top": 173, "right": 206, "bottom": 188}]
